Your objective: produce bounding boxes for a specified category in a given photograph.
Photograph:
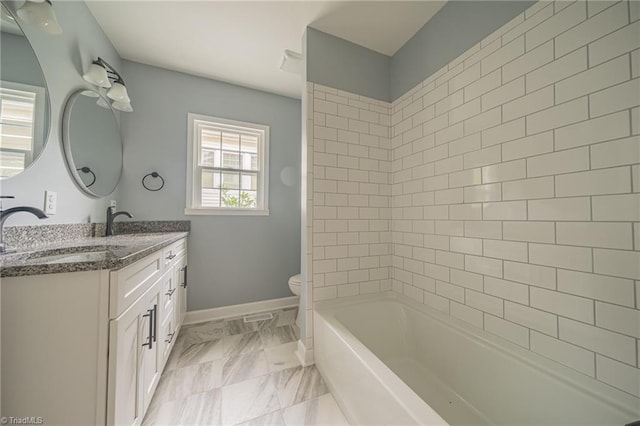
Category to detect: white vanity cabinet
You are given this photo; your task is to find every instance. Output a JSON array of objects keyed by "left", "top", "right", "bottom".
[{"left": 1, "top": 237, "right": 188, "bottom": 426}]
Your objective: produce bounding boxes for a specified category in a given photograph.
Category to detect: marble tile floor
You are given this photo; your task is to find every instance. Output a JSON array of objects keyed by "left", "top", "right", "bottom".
[{"left": 143, "top": 307, "right": 350, "bottom": 426}]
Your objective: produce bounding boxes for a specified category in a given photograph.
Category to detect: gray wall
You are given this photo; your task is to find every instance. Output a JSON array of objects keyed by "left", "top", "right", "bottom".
[
  {"left": 1, "top": 32, "right": 48, "bottom": 90},
  {"left": 306, "top": 27, "right": 391, "bottom": 102},
  {"left": 1, "top": 32, "right": 50, "bottom": 155},
  {"left": 118, "top": 61, "right": 301, "bottom": 311},
  {"left": 390, "top": 1, "right": 535, "bottom": 100},
  {"left": 0, "top": 1, "right": 121, "bottom": 225},
  {"left": 305, "top": 2, "right": 534, "bottom": 103}
]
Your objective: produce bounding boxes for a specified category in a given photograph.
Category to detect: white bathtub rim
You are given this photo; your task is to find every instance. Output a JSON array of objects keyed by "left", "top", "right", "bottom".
[
  {"left": 314, "top": 291, "right": 640, "bottom": 419},
  {"left": 314, "top": 306, "right": 449, "bottom": 426}
]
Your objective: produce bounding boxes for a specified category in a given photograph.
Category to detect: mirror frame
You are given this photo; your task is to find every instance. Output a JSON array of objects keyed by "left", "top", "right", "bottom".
[
  {"left": 61, "top": 89, "right": 123, "bottom": 198},
  {"left": 0, "top": 2, "right": 52, "bottom": 180}
]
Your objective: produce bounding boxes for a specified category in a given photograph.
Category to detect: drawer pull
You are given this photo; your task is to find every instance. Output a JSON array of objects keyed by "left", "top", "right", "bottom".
[
  {"left": 152, "top": 304, "right": 157, "bottom": 343},
  {"left": 165, "top": 288, "right": 176, "bottom": 297},
  {"left": 165, "top": 254, "right": 176, "bottom": 260},
  {"left": 165, "top": 332, "right": 175, "bottom": 344},
  {"left": 181, "top": 265, "right": 188, "bottom": 288}
]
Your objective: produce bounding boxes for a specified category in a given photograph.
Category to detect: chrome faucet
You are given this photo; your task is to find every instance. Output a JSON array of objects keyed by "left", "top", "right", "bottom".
[
  {"left": 0, "top": 200, "right": 48, "bottom": 253},
  {"left": 105, "top": 206, "right": 132, "bottom": 237}
]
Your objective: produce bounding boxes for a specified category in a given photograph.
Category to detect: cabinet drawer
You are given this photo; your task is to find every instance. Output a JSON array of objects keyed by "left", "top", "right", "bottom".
[
  {"left": 110, "top": 251, "right": 162, "bottom": 318},
  {"left": 159, "top": 270, "right": 175, "bottom": 322},
  {"left": 162, "top": 239, "right": 187, "bottom": 270},
  {"left": 159, "top": 308, "right": 177, "bottom": 364}
]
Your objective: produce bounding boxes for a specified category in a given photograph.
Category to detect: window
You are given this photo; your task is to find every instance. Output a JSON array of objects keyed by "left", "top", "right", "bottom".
[
  {"left": 186, "top": 113, "right": 269, "bottom": 215},
  {"left": 0, "top": 83, "right": 46, "bottom": 178}
]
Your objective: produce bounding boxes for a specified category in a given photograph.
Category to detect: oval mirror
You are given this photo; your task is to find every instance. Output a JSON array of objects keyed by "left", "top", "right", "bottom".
[
  {"left": 0, "top": 3, "right": 51, "bottom": 179},
  {"left": 62, "top": 90, "right": 123, "bottom": 197}
]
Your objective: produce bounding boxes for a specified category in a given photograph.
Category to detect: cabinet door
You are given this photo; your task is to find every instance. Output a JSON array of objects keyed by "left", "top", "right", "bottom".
[
  {"left": 159, "top": 269, "right": 175, "bottom": 325},
  {"left": 140, "top": 285, "right": 162, "bottom": 415},
  {"left": 108, "top": 295, "right": 144, "bottom": 426}
]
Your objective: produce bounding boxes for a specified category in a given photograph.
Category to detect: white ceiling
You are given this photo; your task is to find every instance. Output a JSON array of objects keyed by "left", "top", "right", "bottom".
[{"left": 86, "top": 1, "right": 446, "bottom": 99}]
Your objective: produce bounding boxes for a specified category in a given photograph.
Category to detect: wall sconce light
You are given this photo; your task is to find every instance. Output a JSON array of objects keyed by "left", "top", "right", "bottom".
[
  {"left": 83, "top": 63, "right": 111, "bottom": 88},
  {"left": 16, "top": 0, "right": 62, "bottom": 35},
  {"left": 96, "top": 96, "right": 110, "bottom": 109},
  {"left": 83, "top": 57, "right": 133, "bottom": 112},
  {"left": 111, "top": 101, "right": 133, "bottom": 112}
]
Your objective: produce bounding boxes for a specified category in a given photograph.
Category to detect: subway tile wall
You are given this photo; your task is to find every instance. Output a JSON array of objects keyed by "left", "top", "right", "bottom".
[
  {"left": 310, "top": 84, "right": 393, "bottom": 300},
  {"left": 304, "top": 83, "right": 393, "bottom": 352},
  {"left": 390, "top": 0, "right": 639, "bottom": 398},
  {"left": 305, "top": 0, "right": 639, "bottom": 400}
]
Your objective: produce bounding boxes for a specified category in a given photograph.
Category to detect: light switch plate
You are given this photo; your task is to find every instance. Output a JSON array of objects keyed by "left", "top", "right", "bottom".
[
  {"left": 110, "top": 200, "right": 117, "bottom": 209},
  {"left": 44, "top": 190, "right": 57, "bottom": 215}
]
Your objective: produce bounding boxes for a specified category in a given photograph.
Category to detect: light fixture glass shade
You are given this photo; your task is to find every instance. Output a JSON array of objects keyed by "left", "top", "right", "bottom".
[
  {"left": 96, "top": 97, "right": 111, "bottom": 109},
  {"left": 107, "top": 82, "right": 130, "bottom": 103},
  {"left": 1, "top": 6, "right": 16, "bottom": 23},
  {"left": 80, "top": 90, "right": 100, "bottom": 98},
  {"left": 16, "top": 0, "right": 62, "bottom": 35},
  {"left": 111, "top": 101, "right": 133, "bottom": 112},
  {"left": 83, "top": 63, "right": 111, "bottom": 88}
]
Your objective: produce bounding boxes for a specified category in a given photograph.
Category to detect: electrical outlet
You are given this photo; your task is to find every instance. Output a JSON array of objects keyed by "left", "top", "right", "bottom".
[
  {"left": 110, "top": 200, "right": 117, "bottom": 209},
  {"left": 44, "top": 190, "right": 57, "bottom": 215}
]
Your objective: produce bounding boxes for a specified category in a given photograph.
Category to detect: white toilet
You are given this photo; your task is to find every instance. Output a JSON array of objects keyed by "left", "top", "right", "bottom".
[{"left": 288, "top": 274, "right": 301, "bottom": 326}]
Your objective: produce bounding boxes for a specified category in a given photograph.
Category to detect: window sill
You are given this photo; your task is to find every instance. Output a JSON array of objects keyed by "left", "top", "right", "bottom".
[{"left": 184, "top": 208, "right": 270, "bottom": 216}]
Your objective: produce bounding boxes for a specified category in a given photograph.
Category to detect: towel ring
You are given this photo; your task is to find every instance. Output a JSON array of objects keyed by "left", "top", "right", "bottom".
[
  {"left": 77, "top": 167, "right": 96, "bottom": 187},
  {"left": 142, "top": 172, "right": 165, "bottom": 191}
]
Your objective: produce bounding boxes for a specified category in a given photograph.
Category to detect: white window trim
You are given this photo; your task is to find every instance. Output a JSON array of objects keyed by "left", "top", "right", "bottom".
[
  {"left": 0, "top": 81, "right": 46, "bottom": 167},
  {"left": 185, "top": 113, "right": 269, "bottom": 216}
]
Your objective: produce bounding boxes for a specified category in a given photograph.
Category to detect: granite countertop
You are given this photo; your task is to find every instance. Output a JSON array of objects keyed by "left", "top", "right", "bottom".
[{"left": 0, "top": 221, "right": 190, "bottom": 278}]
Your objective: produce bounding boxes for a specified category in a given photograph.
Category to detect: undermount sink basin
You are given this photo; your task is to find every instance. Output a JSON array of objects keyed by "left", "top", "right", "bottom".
[
  {"left": 112, "top": 232, "right": 166, "bottom": 237},
  {"left": 2, "top": 245, "right": 126, "bottom": 265},
  {"left": 29, "top": 250, "right": 112, "bottom": 264}
]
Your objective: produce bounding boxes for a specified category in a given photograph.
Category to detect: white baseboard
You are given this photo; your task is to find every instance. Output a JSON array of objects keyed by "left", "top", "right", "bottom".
[
  {"left": 295, "top": 339, "right": 314, "bottom": 366},
  {"left": 184, "top": 296, "right": 299, "bottom": 324}
]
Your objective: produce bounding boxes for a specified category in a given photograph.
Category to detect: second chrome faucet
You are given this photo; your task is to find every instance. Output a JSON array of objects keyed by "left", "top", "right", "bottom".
[{"left": 105, "top": 206, "right": 132, "bottom": 237}]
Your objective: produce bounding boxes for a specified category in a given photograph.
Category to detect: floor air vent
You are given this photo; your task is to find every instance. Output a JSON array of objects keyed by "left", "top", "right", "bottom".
[{"left": 243, "top": 312, "right": 274, "bottom": 323}]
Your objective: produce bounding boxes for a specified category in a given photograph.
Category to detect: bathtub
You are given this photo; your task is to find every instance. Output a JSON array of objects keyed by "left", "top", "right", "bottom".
[{"left": 314, "top": 292, "right": 639, "bottom": 425}]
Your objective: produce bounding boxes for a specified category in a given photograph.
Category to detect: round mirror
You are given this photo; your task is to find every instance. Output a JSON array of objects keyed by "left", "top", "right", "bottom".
[
  {"left": 62, "top": 90, "right": 123, "bottom": 197},
  {"left": 0, "top": 3, "right": 51, "bottom": 179}
]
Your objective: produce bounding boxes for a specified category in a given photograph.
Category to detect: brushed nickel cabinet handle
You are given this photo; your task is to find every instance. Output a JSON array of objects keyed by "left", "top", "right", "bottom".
[
  {"left": 152, "top": 304, "right": 157, "bottom": 343},
  {"left": 181, "top": 265, "right": 188, "bottom": 288},
  {"left": 142, "top": 308, "right": 154, "bottom": 349}
]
